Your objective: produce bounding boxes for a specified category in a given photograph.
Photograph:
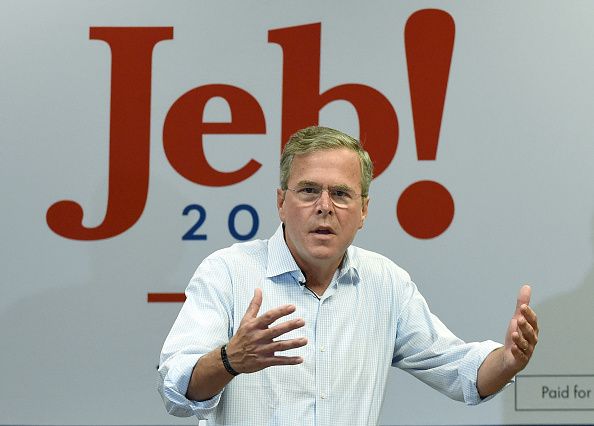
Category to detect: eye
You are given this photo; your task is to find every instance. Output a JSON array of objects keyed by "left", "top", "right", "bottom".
[
  {"left": 299, "top": 186, "right": 320, "bottom": 194},
  {"left": 332, "top": 189, "right": 352, "bottom": 198}
]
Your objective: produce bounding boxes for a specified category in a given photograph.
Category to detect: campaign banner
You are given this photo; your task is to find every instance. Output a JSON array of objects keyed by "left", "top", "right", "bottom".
[{"left": 1, "top": 1, "right": 593, "bottom": 424}]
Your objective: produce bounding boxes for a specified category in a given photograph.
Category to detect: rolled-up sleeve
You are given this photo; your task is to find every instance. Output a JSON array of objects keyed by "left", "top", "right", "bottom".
[
  {"left": 158, "top": 353, "right": 222, "bottom": 417},
  {"left": 392, "top": 281, "right": 507, "bottom": 405},
  {"left": 157, "top": 254, "right": 233, "bottom": 419},
  {"left": 457, "top": 339, "right": 506, "bottom": 404}
]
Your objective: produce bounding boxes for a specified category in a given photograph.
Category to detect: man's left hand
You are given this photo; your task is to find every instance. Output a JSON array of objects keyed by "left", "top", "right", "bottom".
[{"left": 503, "top": 284, "right": 539, "bottom": 373}]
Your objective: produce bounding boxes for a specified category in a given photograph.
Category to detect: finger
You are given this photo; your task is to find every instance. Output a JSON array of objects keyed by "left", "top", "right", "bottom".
[
  {"left": 520, "top": 304, "right": 539, "bottom": 334},
  {"left": 262, "top": 355, "right": 304, "bottom": 367},
  {"left": 514, "top": 285, "right": 532, "bottom": 316},
  {"left": 512, "top": 330, "right": 533, "bottom": 356},
  {"left": 517, "top": 315, "right": 538, "bottom": 346},
  {"left": 263, "top": 317, "right": 306, "bottom": 340},
  {"left": 510, "top": 345, "right": 530, "bottom": 362},
  {"left": 259, "top": 337, "right": 308, "bottom": 354},
  {"left": 240, "top": 288, "right": 262, "bottom": 325},
  {"left": 256, "top": 304, "right": 297, "bottom": 328},
  {"left": 242, "top": 288, "right": 263, "bottom": 322}
]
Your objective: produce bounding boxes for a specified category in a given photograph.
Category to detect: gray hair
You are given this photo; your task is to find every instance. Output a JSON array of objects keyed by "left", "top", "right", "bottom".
[{"left": 280, "top": 126, "right": 373, "bottom": 197}]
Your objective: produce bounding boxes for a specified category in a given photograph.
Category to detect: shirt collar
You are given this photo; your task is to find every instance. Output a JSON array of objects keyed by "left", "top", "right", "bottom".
[
  {"left": 341, "top": 247, "right": 361, "bottom": 285},
  {"left": 266, "top": 224, "right": 302, "bottom": 280},
  {"left": 266, "top": 223, "right": 361, "bottom": 286}
]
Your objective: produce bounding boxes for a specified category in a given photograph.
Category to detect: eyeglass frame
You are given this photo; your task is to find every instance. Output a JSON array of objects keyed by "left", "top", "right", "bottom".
[{"left": 284, "top": 182, "right": 365, "bottom": 209}]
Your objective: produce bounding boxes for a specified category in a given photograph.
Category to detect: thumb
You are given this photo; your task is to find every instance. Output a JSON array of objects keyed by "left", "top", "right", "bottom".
[
  {"left": 242, "top": 288, "right": 263, "bottom": 321},
  {"left": 514, "top": 284, "right": 531, "bottom": 316}
]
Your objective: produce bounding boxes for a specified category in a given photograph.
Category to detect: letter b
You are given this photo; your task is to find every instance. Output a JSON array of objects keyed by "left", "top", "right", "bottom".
[{"left": 269, "top": 23, "right": 398, "bottom": 177}]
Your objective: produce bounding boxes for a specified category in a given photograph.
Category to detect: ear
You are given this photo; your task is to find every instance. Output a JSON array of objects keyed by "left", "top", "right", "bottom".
[
  {"left": 358, "top": 197, "right": 370, "bottom": 229},
  {"left": 276, "top": 188, "right": 286, "bottom": 222}
]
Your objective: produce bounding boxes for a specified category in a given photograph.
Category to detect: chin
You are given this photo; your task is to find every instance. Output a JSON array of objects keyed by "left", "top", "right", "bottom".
[{"left": 305, "top": 246, "right": 342, "bottom": 261}]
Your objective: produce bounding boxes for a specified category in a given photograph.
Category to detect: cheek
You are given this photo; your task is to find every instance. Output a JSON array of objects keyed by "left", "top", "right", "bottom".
[
  {"left": 280, "top": 204, "right": 307, "bottom": 226},
  {"left": 342, "top": 212, "right": 365, "bottom": 231}
]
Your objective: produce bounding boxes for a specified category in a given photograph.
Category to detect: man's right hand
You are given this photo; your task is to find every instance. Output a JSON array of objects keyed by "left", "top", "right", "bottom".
[
  {"left": 225, "top": 288, "right": 308, "bottom": 374},
  {"left": 186, "top": 288, "right": 307, "bottom": 401}
]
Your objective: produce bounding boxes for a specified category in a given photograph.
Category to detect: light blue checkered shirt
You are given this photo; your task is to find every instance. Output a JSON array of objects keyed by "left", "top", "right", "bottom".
[{"left": 158, "top": 224, "right": 501, "bottom": 425}]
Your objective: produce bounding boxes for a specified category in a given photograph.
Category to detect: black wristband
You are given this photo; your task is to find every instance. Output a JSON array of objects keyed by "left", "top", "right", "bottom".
[{"left": 221, "top": 344, "right": 240, "bottom": 376}]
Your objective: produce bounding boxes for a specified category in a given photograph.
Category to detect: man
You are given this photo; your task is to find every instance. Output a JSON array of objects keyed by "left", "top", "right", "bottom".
[{"left": 158, "top": 126, "right": 539, "bottom": 425}]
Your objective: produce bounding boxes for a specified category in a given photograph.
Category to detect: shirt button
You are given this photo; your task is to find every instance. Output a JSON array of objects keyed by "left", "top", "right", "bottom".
[
  {"left": 320, "top": 345, "right": 326, "bottom": 352},
  {"left": 321, "top": 393, "right": 327, "bottom": 399}
]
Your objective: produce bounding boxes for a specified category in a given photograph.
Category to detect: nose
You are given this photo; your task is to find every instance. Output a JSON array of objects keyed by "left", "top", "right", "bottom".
[{"left": 315, "top": 189, "right": 334, "bottom": 216}]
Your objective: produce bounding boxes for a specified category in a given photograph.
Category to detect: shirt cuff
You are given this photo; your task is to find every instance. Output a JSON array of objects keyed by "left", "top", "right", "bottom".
[
  {"left": 458, "top": 340, "right": 511, "bottom": 405},
  {"left": 160, "top": 353, "right": 223, "bottom": 418}
]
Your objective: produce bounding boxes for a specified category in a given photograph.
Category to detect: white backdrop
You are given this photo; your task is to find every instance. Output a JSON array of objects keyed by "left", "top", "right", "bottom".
[{"left": 1, "top": 1, "right": 593, "bottom": 425}]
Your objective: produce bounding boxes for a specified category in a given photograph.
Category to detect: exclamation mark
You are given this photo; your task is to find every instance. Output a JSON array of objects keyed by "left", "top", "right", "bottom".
[{"left": 397, "top": 9, "right": 455, "bottom": 239}]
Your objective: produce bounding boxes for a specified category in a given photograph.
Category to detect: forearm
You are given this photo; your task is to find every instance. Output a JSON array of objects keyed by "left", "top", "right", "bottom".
[
  {"left": 476, "top": 347, "right": 515, "bottom": 398},
  {"left": 186, "top": 346, "right": 234, "bottom": 401}
]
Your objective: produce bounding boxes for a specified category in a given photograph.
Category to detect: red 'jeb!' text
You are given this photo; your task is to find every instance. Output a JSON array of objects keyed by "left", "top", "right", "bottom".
[{"left": 47, "top": 10, "right": 455, "bottom": 241}]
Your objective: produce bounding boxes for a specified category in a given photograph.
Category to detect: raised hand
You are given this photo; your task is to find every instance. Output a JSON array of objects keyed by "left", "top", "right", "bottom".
[
  {"left": 477, "top": 284, "right": 540, "bottom": 397},
  {"left": 503, "top": 284, "right": 539, "bottom": 372},
  {"left": 225, "top": 288, "right": 308, "bottom": 374}
]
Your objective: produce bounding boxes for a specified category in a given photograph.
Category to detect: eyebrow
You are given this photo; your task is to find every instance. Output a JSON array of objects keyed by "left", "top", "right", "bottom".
[
  {"left": 295, "top": 180, "right": 319, "bottom": 187},
  {"left": 331, "top": 183, "right": 354, "bottom": 192},
  {"left": 295, "top": 180, "right": 355, "bottom": 192}
]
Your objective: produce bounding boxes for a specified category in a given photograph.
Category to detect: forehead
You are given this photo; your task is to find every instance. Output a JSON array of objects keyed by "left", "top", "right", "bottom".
[{"left": 288, "top": 148, "right": 362, "bottom": 187}]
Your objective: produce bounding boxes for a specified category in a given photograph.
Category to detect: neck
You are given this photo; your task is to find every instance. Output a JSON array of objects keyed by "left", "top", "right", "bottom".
[
  {"left": 297, "top": 256, "right": 343, "bottom": 296},
  {"left": 281, "top": 224, "right": 345, "bottom": 295}
]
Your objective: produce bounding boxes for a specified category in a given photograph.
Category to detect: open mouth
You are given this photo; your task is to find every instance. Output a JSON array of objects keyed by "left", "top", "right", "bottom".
[{"left": 313, "top": 228, "right": 334, "bottom": 235}]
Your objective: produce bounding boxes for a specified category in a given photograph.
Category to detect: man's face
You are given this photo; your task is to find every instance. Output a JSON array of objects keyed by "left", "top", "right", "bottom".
[{"left": 277, "top": 148, "right": 369, "bottom": 272}]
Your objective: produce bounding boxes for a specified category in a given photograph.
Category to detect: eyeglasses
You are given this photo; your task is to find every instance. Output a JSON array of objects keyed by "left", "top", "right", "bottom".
[{"left": 285, "top": 184, "right": 363, "bottom": 208}]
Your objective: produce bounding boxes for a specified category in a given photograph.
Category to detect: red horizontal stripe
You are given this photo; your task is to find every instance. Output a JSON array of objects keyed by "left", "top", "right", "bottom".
[{"left": 147, "top": 292, "right": 186, "bottom": 303}]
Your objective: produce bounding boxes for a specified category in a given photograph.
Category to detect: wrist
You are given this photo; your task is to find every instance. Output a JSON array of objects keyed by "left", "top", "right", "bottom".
[{"left": 221, "top": 344, "right": 241, "bottom": 376}]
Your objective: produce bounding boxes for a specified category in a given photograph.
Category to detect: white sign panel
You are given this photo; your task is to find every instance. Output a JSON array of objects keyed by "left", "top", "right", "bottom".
[{"left": 1, "top": 1, "right": 593, "bottom": 425}]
